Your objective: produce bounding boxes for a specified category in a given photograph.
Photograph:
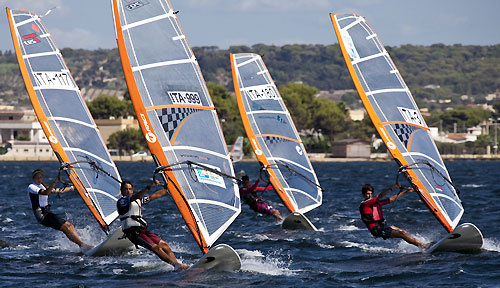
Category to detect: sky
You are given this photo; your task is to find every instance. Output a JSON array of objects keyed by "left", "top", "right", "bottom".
[{"left": 0, "top": 0, "right": 499, "bottom": 52}]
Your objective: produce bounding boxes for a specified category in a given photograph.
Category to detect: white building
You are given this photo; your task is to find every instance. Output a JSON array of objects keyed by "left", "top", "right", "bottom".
[{"left": 0, "top": 110, "right": 52, "bottom": 158}]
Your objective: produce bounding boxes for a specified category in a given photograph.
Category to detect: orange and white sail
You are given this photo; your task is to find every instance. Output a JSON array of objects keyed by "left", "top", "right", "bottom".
[
  {"left": 7, "top": 8, "right": 122, "bottom": 233},
  {"left": 231, "top": 53, "right": 322, "bottom": 214},
  {"left": 111, "top": 0, "right": 240, "bottom": 253},
  {"left": 330, "top": 13, "right": 463, "bottom": 232}
]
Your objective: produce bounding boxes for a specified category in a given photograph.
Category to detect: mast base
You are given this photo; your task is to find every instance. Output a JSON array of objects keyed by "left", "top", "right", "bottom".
[
  {"left": 426, "top": 223, "right": 483, "bottom": 254},
  {"left": 189, "top": 244, "right": 241, "bottom": 271},
  {"left": 282, "top": 212, "right": 318, "bottom": 231}
]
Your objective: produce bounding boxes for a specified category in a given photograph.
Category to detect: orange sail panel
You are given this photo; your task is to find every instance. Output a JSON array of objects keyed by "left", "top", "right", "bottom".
[
  {"left": 330, "top": 13, "right": 463, "bottom": 232},
  {"left": 111, "top": 0, "right": 240, "bottom": 253},
  {"left": 7, "top": 8, "right": 122, "bottom": 233},
  {"left": 231, "top": 53, "right": 322, "bottom": 214}
]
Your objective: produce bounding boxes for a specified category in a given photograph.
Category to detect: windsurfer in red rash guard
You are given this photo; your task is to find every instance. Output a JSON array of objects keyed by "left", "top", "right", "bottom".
[
  {"left": 239, "top": 175, "right": 283, "bottom": 221},
  {"left": 359, "top": 183, "right": 426, "bottom": 248}
]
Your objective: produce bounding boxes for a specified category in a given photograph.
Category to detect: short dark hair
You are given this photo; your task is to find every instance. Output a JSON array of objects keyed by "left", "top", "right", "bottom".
[
  {"left": 361, "top": 184, "right": 374, "bottom": 194},
  {"left": 32, "top": 168, "right": 44, "bottom": 179},
  {"left": 120, "top": 180, "right": 133, "bottom": 193},
  {"left": 241, "top": 175, "right": 249, "bottom": 181}
]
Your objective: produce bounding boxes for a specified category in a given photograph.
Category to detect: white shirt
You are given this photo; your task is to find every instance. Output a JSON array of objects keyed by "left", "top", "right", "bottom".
[{"left": 27, "top": 183, "right": 49, "bottom": 208}]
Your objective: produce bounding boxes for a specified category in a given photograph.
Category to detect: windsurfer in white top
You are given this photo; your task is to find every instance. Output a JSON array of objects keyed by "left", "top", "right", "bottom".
[
  {"left": 27, "top": 169, "right": 93, "bottom": 252},
  {"left": 117, "top": 179, "right": 188, "bottom": 270}
]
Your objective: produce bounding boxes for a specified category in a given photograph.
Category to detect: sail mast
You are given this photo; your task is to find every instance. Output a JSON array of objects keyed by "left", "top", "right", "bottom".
[
  {"left": 112, "top": 0, "right": 240, "bottom": 254},
  {"left": 7, "top": 8, "right": 121, "bottom": 233},
  {"left": 330, "top": 13, "right": 463, "bottom": 232},
  {"left": 231, "top": 53, "right": 322, "bottom": 214}
]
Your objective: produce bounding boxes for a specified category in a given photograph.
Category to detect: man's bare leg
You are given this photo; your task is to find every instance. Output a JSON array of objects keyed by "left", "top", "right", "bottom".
[
  {"left": 60, "top": 221, "right": 84, "bottom": 247},
  {"left": 151, "top": 240, "right": 188, "bottom": 270},
  {"left": 389, "top": 225, "right": 426, "bottom": 248},
  {"left": 272, "top": 210, "right": 283, "bottom": 221}
]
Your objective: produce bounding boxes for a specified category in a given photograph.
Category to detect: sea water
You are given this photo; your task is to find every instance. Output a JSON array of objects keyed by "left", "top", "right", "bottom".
[{"left": 0, "top": 160, "right": 498, "bottom": 287}]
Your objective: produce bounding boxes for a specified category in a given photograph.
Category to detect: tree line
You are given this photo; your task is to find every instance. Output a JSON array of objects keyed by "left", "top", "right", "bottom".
[
  {"left": 2, "top": 43, "right": 498, "bottom": 154},
  {"left": 1, "top": 43, "right": 499, "bottom": 108}
]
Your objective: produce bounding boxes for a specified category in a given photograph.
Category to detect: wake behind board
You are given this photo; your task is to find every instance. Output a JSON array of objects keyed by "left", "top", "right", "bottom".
[
  {"left": 426, "top": 223, "right": 483, "bottom": 254},
  {"left": 189, "top": 244, "right": 241, "bottom": 271},
  {"left": 282, "top": 212, "right": 318, "bottom": 231},
  {"left": 84, "top": 228, "right": 133, "bottom": 256}
]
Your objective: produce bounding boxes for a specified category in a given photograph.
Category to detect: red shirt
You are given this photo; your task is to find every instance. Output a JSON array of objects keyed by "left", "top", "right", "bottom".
[
  {"left": 360, "top": 196, "right": 390, "bottom": 230},
  {"left": 239, "top": 178, "right": 261, "bottom": 197},
  {"left": 239, "top": 179, "right": 273, "bottom": 204}
]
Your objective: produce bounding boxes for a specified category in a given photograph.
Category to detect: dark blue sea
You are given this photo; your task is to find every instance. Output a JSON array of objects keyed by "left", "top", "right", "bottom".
[{"left": 0, "top": 160, "right": 499, "bottom": 287}]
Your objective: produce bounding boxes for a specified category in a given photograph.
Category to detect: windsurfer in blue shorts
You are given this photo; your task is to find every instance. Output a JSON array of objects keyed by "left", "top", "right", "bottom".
[
  {"left": 359, "top": 183, "right": 426, "bottom": 248},
  {"left": 27, "top": 169, "right": 92, "bottom": 251},
  {"left": 117, "top": 179, "right": 188, "bottom": 270},
  {"left": 239, "top": 175, "right": 283, "bottom": 221}
]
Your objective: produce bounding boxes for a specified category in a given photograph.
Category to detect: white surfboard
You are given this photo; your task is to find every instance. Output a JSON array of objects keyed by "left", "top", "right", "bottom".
[
  {"left": 282, "top": 212, "right": 318, "bottom": 231},
  {"left": 189, "top": 244, "right": 241, "bottom": 271},
  {"left": 84, "top": 228, "right": 134, "bottom": 256},
  {"left": 426, "top": 223, "right": 483, "bottom": 254}
]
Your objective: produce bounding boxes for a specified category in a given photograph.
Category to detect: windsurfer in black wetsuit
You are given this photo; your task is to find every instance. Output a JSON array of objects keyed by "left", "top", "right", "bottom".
[
  {"left": 359, "top": 183, "right": 426, "bottom": 248},
  {"left": 27, "top": 169, "right": 92, "bottom": 251},
  {"left": 117, "top": 179, "right": 188, "bottom": 270},
  {"left": 239, "top": 175, "right": 283, "bottom": 221}
]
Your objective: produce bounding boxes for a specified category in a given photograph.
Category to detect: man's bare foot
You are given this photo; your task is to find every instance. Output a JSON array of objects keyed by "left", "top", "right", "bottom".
[
  {"left": 174, "top": 263, "right": 189, "bottom": 270},
  {"left": 80, "top": 244, "right": 94, "bottom": 253}
]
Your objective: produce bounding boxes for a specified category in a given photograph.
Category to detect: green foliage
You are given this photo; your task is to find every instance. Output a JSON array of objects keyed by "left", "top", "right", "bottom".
[
  {"left": 438, "top": 106, "right": 491, "bottom": 132},
  {"left": 280, "top": 83, "right": 349, "bottom": 136},
  {"left": 301, "top": 134, "right": 332, "bottom": 153},
  {"left": 86, "top": 94, "right": 134, "bottom": 119},
  {"left": 2, "top": 44, "right": 499, "bottom": 111},
  {"left": 493, "top": 101, "right": 500, "bottom": 118},
  {"left": 207, "top": 82, "right": 245, "bottom": 146},
  {"left": 0, "top": 63, "right": 18, "bottom": 74},
  {"left": 15, "top": 135, "right": 29, "bottom": 141},
  {"left": 107, "top": 128, "right": 146, "bottom": 156}
]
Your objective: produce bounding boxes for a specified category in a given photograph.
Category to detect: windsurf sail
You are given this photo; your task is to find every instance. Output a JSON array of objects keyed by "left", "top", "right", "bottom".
[
  {"left": 112, "top": 0, "right": 240, "bottom": 253},
  {"left": 330, "top": 13, "right": 463, "bottom": 232},
  {"left": 230, "top": 53, "right": 322, "bottom": 214},
  {"left": 7, "top": 8, "right": 122, "bottom": 233},
  {"left": 228, "top": 136, "right": 244, "bottom": 163}
]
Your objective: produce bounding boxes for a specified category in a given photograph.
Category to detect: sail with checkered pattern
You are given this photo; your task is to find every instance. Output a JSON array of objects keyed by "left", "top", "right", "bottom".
[
  {"left": 331, "top": 13, "right": 463, "bottom": 232},
  {"left": 112, "top": 0, "right": 240, "bottom": 253},
  {"left": 7, "top": 8, "right": 121, "bottom": 233},
  {"left": 231, "top": 53, "right": 322, "bottom": 214}
]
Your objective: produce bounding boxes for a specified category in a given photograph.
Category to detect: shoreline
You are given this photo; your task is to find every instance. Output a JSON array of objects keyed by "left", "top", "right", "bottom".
[{"left": 1, "top": 154, "right": 499, "bottom": 162}]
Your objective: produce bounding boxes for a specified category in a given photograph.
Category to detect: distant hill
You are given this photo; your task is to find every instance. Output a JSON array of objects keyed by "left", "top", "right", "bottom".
[{"left": 1, "top": 44, "right": 499, "bottom": 109}]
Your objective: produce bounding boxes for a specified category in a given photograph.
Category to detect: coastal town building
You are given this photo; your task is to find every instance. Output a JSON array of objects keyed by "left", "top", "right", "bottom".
[
  {"left": 332, "top": 138, "right": 371, "bottom": 158},
  {"left": 0, "top": 109, "right": 139, "bottom": 159}
]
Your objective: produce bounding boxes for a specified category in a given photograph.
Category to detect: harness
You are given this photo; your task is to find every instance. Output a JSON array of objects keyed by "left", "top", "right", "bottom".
[
  {"left": 359, "top": 200, "right": 386, "bottom": 230},
  {"left": 117, "top": 197, "right": 147, "bottom": 230},
  {"left": 359, "top": 204, "right": 375, "bottom": 226}
]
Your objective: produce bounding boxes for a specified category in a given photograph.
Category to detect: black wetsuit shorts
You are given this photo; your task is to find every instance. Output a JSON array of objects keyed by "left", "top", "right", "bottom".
[
  {"left": 34, "top": 207, "right": 66, "bottom": 230},
  {"left": 370, "top": 221, "right": 393, "bottom": 240}
]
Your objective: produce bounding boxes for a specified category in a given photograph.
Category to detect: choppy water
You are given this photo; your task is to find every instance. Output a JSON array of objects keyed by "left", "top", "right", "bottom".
[{"left": 0, "top": 160, "right": 499, "bottom": 287}]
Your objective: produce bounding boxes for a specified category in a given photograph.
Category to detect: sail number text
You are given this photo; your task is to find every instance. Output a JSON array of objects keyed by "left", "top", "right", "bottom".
[
  {"left": 246, "top": 85, "right": 278, "bottom": 101},
  {"left": 33, "top": 71, "right": 74, "bottom": 89},
  {"left": 398, "top": 107, "right": 423, "bottom": 126},
  {"left": 168, "top": 91, "right": 202, "bottom": 106}
]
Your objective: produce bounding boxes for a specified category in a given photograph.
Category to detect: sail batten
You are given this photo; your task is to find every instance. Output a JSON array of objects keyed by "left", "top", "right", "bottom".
[
  {"left": 22, "top": 50, "right": 59, "bottom": 59},
  {"left": 112, "top": 0, "right": 240, "bottom": 253},
  {"left": 122, "top": 13, "right": 172, "bottom": 30},
  {"left": 131, "top": 57, "right": 195, "bottom": 72},
  {"left": 8, "top": 8, "right": 122, "bottom": 233},
  {"left": 331, "top": 13, "right": 463, "bottom": 232},
  {"left": 231, "top": 53, "right": 322, "bottom": 214}
]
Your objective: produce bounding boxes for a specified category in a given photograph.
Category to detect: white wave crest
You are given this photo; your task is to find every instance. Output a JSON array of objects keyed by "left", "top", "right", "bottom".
[
  {"left": 482, "top": 238, "right": 500, "bottom": 252},
  {"left": 239, "top": 249, "right": 296, "bottom": 276}
]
